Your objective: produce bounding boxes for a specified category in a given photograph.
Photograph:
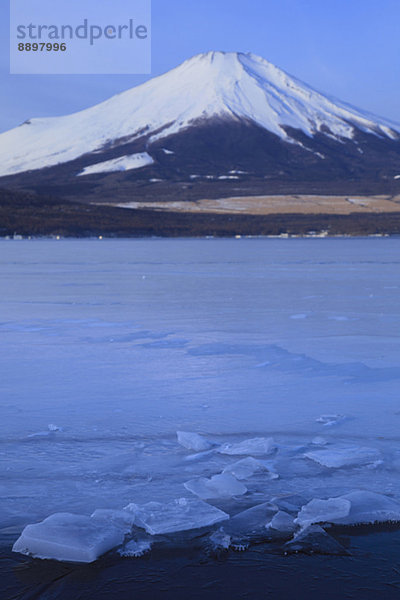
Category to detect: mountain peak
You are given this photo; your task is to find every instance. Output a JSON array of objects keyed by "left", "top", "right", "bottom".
[{"left": 0, "top": 51, "right": 399, "bottom": 177}]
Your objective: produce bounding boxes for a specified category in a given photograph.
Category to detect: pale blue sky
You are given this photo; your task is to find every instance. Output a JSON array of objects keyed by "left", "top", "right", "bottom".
[{"left": 1, "top": 0, "right": 399, "bottom": 132}]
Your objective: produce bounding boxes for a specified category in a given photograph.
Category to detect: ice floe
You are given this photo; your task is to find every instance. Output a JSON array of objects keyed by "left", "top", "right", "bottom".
[
  {"left": 177, "top": 431, "right": 212, "bottom": 452},
  {"left": 184, "top": 473, "right": 247, "bottom": 499},
  {"left": 91, "top": 509, "right": 136, "bottom": 534},
  {"left": 222, "top": 457, "right": 277, "bottom": 480},
  {"left": 12, "top": 513, "right": 125, "bottom": 563},
  {"left": 266, "top": 511, "right": 296, "bottom": 534},
  {"left": 296, "top": 491, "right": 400, "bottom": 527},
  {"left": 304, "top": 445, "right": 381, "bottom": 469},
  {"left": 124, "top": 498, "right": 229, "bottom": 535},
  {"left": 271, "top": 494, "right": 309, "bottom": 514},
  {"left": 12, "top": 489, "right": 400, "bottom": 563},
  {"left": 222, "top": 502, "right": 277, "bottom": 539},
  {"left": 219, "top": 437, "right": 276, "bottom": 456},
  {"left": 332, "top": 491, "right": 400, "bottom": 525},
  {"left": 295, "top": 498, "right": 352, "bottom": 528},
  {"left": 285, "top": 525, "right": 347, "bottom": 555}
]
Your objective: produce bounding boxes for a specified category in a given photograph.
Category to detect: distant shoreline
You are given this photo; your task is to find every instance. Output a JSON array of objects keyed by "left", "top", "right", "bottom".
[
  {"left": 1, "top": 233, "right": 395, "bottom": 241},
  {"left": 2, "top": 187, "right": 400, "bottom": 238}
]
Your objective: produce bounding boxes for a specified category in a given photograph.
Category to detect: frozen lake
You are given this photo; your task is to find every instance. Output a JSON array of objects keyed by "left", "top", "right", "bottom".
[{"left": 1, "top": 237, "right": 400, "bottom": 565}]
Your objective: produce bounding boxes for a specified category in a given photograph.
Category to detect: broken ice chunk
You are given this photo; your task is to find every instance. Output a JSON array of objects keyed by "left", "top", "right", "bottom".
[
  {"left": 333, "top": 491, "right": 400, "bottom": 525},
  {"left": 12, "top": 513, "right": 125, "bottom": 563},
  {"left": 223, "top": 457, "right": 276, "bottom": 480},
  {"left": 295, "top": 498, "right": 351, "bottom": 528},
  {"left": 285, "top": 525, "right": 348, "bottom": 555},
  {"left": 266, "top": 511, "right": 296, "bottom": 534},
  {"left": 223, "top": 502, "right": 277, "bottom": 538},
  {"left": 48, "top": 424, "right": 62, "bottom": 432},
  {"left": 177, "top": 431, "right": 212, "bottom": 452},
  {"left": 124, "top": 498, "right": 229, "bottom": 535},
  {"left": 219, "top": 437, "right": 276, "bottom": 456},
  {"left": 271, "top": 494, "right": 308, "bottom": 514},
  {"left": 184, "top": 473, "right": 247, "bottom": 499},
  {"left": 118, "top": 540, "right": 152, "bottom": 557},
  {"left": 296, "top": 491, "right": 400, "bottom": 527},
  {"left": 259, "top": 460, "right": 280, "bottom": 479},
  {"left": 304, "top": 446, "right": 381, "bottom": 469},
  {"left": 91, "top": 509, "right": 136, "bottom": 534}
]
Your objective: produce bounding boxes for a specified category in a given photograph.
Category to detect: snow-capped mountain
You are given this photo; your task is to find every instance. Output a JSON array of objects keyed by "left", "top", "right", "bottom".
[{"left": 1, "top": 51, "right": 400, "bottom": 200}]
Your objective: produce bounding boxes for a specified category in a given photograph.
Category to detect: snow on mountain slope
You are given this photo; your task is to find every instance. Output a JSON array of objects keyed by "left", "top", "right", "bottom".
[
  {"left": 77, "top": 152, "right": 154, "bottom": 176},
  {"left": 0, "top": 51, "right": 399, "bottom": 177}
]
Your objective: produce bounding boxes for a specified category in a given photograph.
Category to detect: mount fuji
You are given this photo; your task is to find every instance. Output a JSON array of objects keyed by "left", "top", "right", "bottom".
[{"left": 1, "top": 51, "right": 400, "bottom": 202}]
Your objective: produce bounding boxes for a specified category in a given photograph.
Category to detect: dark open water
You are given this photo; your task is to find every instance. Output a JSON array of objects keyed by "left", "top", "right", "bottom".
[{"left": 2, "top": 527, "right": 400, "bottom": 599}]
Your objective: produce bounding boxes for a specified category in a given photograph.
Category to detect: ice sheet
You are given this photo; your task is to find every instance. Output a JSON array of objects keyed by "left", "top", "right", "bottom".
[
  {"left": 333, "top": 491, "right": 400, "bottom": 525},
  {"left": 271, "top": 495, "right": 309, "bottom": 514},
  {"left": 2, "top": 238, "right": 400, "bottom": 555},
  {"left": 177, "top": 431, "right": 212, "bottom": 451},
  {"left": 296, "top": 491, "right": 400, "bottom": 527},
  {"left": 91, "top": 509, "right": 136, "bottom": 534},
  {"left": 304, "top": 446, "right": 381, "bottom": 468},
  {"left": 124, "top": 498, "right": 229, "bottom": 535},
  {"left": 295, "top": 498, "right": 351, "bottom": 528},
  {"left": 285, "top": 525, "right": 347, "bottom": 555},
  {"left": 184, "top": 473, "right": 247, "bottom": 499},
  {"left": 12, "top": 513, "right": 125, "bottom": 563},
  {"left": 266, "top": 511, "right": 296, "bottom": 533},
  {"left": 223, "top": 457, "right": 275, "bottom": 480},
  {"left": 219, "top": 438, "right": 276, "bottom": 456},
  {"left": 222, "top": 503, "right": 277, "bottom": 538}
]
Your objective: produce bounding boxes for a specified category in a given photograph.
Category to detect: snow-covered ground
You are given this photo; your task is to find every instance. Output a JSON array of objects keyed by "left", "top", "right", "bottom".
[{"left": 1, "top": 238, "right": 400, "bottom": 561}]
